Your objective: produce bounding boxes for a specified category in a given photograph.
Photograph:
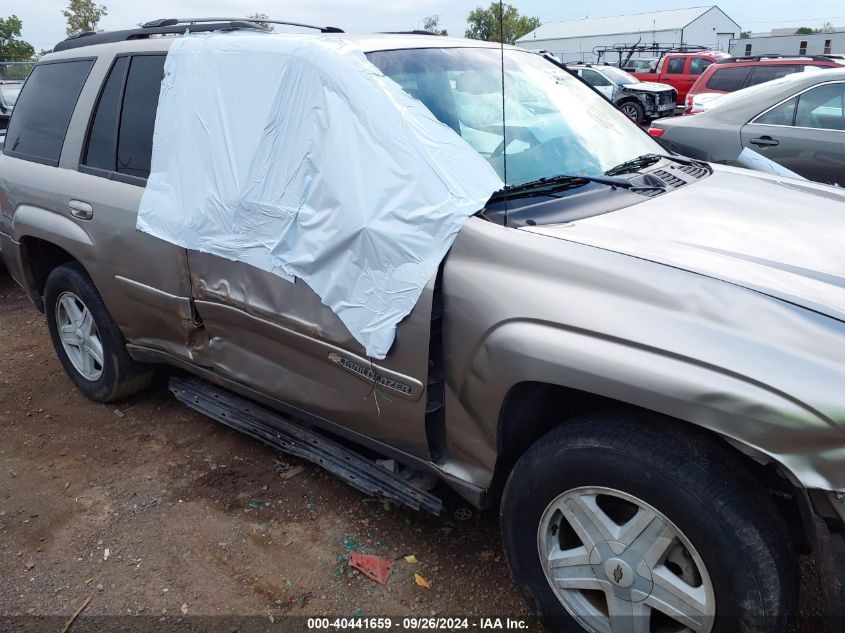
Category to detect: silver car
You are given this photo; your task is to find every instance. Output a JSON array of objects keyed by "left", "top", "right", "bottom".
[
  {"left": 1, "top": 18, "right": 845, "bottom": 633},
  {"left": 650, "top": 68, "right": 845, "bottom": 184}
]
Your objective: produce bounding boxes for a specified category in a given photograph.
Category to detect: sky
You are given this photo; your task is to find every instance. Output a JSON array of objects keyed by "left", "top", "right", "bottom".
[{"left": 7, "top": 0, "right": 845, "bottom": 54}]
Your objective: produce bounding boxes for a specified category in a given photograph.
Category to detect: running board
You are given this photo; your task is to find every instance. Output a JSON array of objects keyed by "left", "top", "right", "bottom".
[{"left": 169, "top": 376, "right": 443, "bottom": 515}]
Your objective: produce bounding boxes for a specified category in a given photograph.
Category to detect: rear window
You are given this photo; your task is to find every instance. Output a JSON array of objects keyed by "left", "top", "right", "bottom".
[
  {"left": 666, "top": 58, "right": 685, "bottom": 74},
  {"left": 83, "top": 56, "right": 129, "bottom": 171},
  {"left": 690, "top": 58, "right": 713, "bottom": 75},
  {"left": 706, "top": 66, "right": 751, "bottom": 92},
  {"left": 81, "top": 54, "right": 165, "bottom": 181},
  {"left": 747, "top": 65, "right": 798, "bottom": 87},
  {"left": 117, "top": 55, "right": 165, "bottom": 178},
  {"left": 3, "top": 59, "right": 94, "bottom": 165}
]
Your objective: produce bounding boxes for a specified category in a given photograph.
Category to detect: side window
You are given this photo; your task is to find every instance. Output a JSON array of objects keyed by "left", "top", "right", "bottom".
[
  {"left": 4, "top": 59, "right": 94, "bottom": 165},
  {"left": 580, "top": 69, "right": 611, "bottom": 87},
  {"left": 794, "top": 83, "right": 845, "bottom": 130},
  {"left": 689, "top": 58, "right": 713, "bottom": 75},
  {"left": 666, "top": 58, "right": 685, "bottom": 74},
  {"left": 117, "top": 55, "right": 166, "bottom": 179},
  {"left": 755, "top": 96, "right": 798, "bottom": 126},
  {"left": 83, "top": 56, "right": 129, "bottom": 171},
  {"left": 706, "top": 67, "right": 751, "bottom": 91},
  {"left": 747, "top": 65, "right": 797, "bottom": 87}
]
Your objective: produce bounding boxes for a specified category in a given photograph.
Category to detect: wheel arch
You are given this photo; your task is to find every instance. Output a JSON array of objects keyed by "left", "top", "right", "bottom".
[
  {"left": 492, "top": 380, "right": 815, "bottom": 555},
  {"left": 11, "top": 205, "right": 96, "bottom": 311},
  {"left": 16, "top": 236, "right": 88, "bottom": 312}
]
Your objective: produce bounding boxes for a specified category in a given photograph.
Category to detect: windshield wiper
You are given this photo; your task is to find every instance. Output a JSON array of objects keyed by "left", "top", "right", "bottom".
[
  {"left": 605, "top": 153, "right": 705, "bottom": 176},
  {"left": 489, "top": 173, "right": 635, "bottom": 202}
]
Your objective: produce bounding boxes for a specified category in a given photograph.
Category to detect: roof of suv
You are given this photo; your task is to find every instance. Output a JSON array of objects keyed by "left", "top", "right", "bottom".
[{"left": 47, "top": 19, "right": 514, "bottom": 61}]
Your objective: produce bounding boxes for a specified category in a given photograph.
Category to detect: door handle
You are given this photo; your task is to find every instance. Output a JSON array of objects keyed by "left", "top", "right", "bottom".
[
  {"left": 749, "top": 136, "right": 779, "bottom": 147},
  {"left": 69, "top": 199, "right": 93, "bottom": 220}
]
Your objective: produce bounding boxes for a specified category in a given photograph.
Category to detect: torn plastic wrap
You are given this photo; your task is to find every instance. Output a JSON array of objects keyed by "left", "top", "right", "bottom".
[{"left": 137, "top": 33, "right": 503, "bottom": 358}]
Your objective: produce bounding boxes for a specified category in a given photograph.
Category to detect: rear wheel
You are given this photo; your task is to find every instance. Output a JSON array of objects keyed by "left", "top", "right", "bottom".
[
  {"left": 619, "top": 101, "right": 645, "bottom": 125},
  {"left": 500, "top": 412, "right": 797, "bottom": 633},
  {"left": 44, "top": 262, "right": 153, "bottom": 402}
]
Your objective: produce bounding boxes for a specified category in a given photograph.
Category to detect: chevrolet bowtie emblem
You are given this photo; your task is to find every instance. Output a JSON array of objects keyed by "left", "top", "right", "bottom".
[{"left": 613, "top": 564, "right": 624, "bottom": 584}]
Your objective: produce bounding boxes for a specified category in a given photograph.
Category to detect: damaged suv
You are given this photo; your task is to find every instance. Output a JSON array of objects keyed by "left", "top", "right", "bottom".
[
  {"left": 2, "top": 18, "right": 845, "bottom": 633},
  {"left": 568, "top": 63, "right": 677, "bottom": 124}
]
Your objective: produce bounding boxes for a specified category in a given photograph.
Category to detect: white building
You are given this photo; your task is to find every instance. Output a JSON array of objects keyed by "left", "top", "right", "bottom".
[
  {"left": 515, "top": 6, "right": 742, "bottom": 63},
  {"left": 729, "top": 28, "right": 845, "bottom": 57}
]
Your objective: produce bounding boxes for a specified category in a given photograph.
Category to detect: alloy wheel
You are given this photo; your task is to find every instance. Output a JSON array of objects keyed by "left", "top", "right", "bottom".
[
  {"left": 55, "top": 290, "right": 105, "bottom": 381},
  {"left": 537, "top": 486, "right": 715, "bottom": 633}
]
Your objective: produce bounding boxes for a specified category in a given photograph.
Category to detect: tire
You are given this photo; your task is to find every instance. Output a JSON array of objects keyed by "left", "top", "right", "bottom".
[
  {"left": 500, "top": 412, "right": 797, "bottom": 633},
  {"left": 619, "top": 101, "right": 645, "bottom": 125},
  {"left": 44, "top": 262, "right": 153, "bottom": 402}
]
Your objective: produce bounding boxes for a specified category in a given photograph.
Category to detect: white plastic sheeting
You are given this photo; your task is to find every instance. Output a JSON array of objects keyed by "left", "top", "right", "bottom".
[{"left": 137, "top": 33, "right": 503, "bottom": 359}]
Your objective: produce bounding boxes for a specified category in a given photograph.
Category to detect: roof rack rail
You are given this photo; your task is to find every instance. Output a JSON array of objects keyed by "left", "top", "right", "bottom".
[
  {"left": 381, "top": 30, "right": 440, "bottom": 36},
  {"left": 592, "top": 42, "right": 711, "bottom": 67},
  {"left": 140, "top": 17, "right": 343, "bottom": 32},
  {"left": 53, "top": 17, "right": 343, "bottom": 52},
  {"left": 718, "top": 53, "right": 836, "bottom": 63}
]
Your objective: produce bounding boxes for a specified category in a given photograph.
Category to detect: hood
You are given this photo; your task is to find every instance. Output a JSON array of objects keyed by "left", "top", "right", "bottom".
[
  {"left": 525, "top": 167, "right": 845, "bottom": 322},
  {"left": 622, "top": 82, "right": 674, "bottom": 93}
]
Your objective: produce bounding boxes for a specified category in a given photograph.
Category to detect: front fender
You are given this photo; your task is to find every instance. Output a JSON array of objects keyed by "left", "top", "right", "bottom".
[{"left": 461, "top": 319, "right": 843, "bottom": 492}]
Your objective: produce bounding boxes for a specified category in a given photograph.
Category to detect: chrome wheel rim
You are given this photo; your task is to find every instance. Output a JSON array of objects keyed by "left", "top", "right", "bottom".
[
  {"left": 56, "top": 291, "right": 104, "bottom": 381},
  {"left": 621, "top": 104, "right": 639, "bottom": 120},
  {"left": 538, "top": 486, "right": 715, "bottom": 633}
]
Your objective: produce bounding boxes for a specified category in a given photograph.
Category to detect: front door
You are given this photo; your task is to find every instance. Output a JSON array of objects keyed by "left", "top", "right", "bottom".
[
  {"left": 742, "top": 81, "right": 845, "bottom": 185},
  {"left": 187, "top": 252, "right": 435, "bottom": 461}
]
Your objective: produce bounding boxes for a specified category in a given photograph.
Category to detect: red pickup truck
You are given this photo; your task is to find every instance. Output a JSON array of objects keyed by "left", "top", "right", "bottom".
[{"left": 633, "top": 51, "right": 730, "bottom": 103}]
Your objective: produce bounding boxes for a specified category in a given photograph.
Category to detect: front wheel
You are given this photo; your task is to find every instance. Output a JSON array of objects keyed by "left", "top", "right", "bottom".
[
  {"left": 500, "top": 413, "right": 797, "bottom": 633},
  {"left": 619, "top": 101, "right": 645, "bottom": 125},
  {"left": 44, "top": 262, "right": 154, "bottom": 402}
]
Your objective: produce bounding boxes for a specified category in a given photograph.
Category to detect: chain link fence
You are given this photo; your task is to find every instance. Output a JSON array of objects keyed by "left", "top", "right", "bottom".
[{"left": 0, "top": 61, "right": 36, "bottom": 82}]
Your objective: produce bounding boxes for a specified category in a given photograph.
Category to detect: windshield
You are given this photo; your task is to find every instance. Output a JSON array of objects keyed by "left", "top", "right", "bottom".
[
  {"left": 601, "top": 66, "right": 639, "bottom": 84},
  {"left": 366, "top": 47, "right": 660, "bottom": 186},
  {"left": 0, "top": 84, "right": 21, "bottom": 107}
]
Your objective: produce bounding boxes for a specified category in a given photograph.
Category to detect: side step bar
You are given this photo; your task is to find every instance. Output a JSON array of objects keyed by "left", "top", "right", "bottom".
[{"left": 169, "top": 376, "right": 443, "bottom": 515}]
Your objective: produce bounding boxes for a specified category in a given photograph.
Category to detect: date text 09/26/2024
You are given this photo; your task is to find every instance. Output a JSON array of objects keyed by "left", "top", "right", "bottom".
[{"left": 307, "top": 617, "right": 530, "bottom": 629}]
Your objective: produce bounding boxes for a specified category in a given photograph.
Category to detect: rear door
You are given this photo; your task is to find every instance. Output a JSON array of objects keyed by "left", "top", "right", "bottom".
[
  {"left": 741, "top": 81, "right": 845, "bottom": 185},
  {"left": 745, "top": 64, "right": 798, "bottom": 88},
  {"left": 62, "top": 52, "right": 196, "bottom": 358}
]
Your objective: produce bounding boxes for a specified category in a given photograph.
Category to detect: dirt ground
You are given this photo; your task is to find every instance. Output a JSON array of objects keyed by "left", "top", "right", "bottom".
[
  {"left": 0, "top": 264, "right": 824, "bottom": 632},
  {"left": 0, "top": 266, "right": 528, "bottom": 628}
]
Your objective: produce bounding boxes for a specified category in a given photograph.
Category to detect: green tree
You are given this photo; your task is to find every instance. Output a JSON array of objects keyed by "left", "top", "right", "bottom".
[
  {"left": 61, "top": 0, "right": 108, "bottom": 36},
  {"left": 247, "top": 13, "right": 274, "bottom": 32},
  {"left": 465, "top": 2, "right": 541, "bottom": 45},
  {"left": 795, "top": 27, "right": 815, "bottom": 35},
  {"left": 0, "top": 15, "right": 35, "bottom": 61},
  {"left": 421, "top": 14, "right": 447, "bottom": 36},
  {"left": 740, "top": 31, "right": 751, "bottom": 39}
]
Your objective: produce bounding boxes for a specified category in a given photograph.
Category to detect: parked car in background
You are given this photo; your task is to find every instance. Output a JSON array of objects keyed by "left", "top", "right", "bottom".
[
  {"left": 685, "top": 54, "right": 845, "bottom": 114},
  {"left": 632, "top": 50, "right": 730, "bottom": 103},
  {"left": 649, "top": 69, "right": 845, "bottom": 184},
  {"left": 0, "top": 81, "right": 22, "bottom": 131},
  {"left": 568, "top": 63, "right": 677, "bottom": 124},
  {"left": 620, "top": 57, "right": 658, "bottom": 73}
]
